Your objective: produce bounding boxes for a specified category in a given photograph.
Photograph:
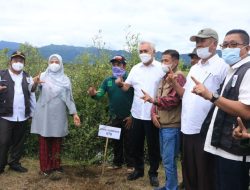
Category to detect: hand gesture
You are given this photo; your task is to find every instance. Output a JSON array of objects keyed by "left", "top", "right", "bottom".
[
  {"left": 140, "top": 89, "right": 153, "bottom": 103},
  {"left": 33, "top": 72, "right": 45, "bottom": 85},
  {"left": 191, "top": 76, "right": 212, "bottom": 100},
  {"left": 152, "top": 114, "right": 161, "bottom": 128},
  {"left": 73, "top": 113, "right": 81, "bottom": 127},
  {"left": 0, "top": 85, "right": 7, "bottom": 92},
  {"left": 115, "top": 76, "right": 124, "bottom": 87},
  {"left": 166, "top": 67, "right": 177, "bottom": 85},
  {"left": 87, "top": 86, "right": 97, "bottom": 96},
  {"left": 232, "top": 117, "right": 250, "bottom": 139},
  {"left": 123, "top": 116, "right": 132, "bottom": 129}
]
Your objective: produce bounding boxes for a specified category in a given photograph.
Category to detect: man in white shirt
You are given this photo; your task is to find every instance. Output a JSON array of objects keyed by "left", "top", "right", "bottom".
[
  {"left": 0, "top": 51, "right": 36, "bottom": 174},
  {"left": 191, "top": 29, "right": 250, "bottom": 190},
  {"left": 116, "top": 41, "right": 165, "bottom": 187},
  {"left": 169, "top": 28, "right": 228, "bottom": 190}
]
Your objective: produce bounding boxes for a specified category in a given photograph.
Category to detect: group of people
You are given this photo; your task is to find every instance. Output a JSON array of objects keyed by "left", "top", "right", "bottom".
[
  {"left": 0, "top": 52, "right": 80, "bottom": 177},
  {"left": 0, "top": 27, "right": 250, "bottom": 190},
  {"left": 89, "top": 28, "right": 250, "bottom": 190}
]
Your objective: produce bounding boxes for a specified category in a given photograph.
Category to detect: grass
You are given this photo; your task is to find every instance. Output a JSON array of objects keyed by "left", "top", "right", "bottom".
[{"left": 0, "top": 157, "right": 183, "bottom": 190}]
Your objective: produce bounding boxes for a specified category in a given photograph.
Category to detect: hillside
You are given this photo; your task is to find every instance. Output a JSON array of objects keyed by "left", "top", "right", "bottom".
[{"left": 0, "top": 40, "right": 192, "bottom": 65}]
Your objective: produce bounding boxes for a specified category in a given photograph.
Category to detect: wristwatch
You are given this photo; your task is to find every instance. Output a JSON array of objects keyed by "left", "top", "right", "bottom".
[{"left": 210, "top": 92, "right": 220, "bottom": 103}]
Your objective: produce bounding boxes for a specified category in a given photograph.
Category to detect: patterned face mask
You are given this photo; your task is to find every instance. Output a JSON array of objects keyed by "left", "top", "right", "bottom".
[{"left": 112, "top": 66, "right": 126, "bottom": 78}]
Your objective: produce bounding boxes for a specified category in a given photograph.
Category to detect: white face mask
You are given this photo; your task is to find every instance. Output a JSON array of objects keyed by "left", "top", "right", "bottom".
[
  {"left": 139, "top": 53, "right": 152, "bottom": 64},
  {"left": 12, "top": 62, "right": 24, "bottom": 72},
  {"left": 196, "top": 47, "right": 212, "bottom": 59},
  {"left": 161, "top": 64, "right": 172, "bottom": 73},
  {"left": 49, "top": 63, "right": 61, "bottom": 72}
]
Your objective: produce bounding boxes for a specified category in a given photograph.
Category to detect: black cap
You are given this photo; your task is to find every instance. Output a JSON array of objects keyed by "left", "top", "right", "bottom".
[
  {"left": 110, "top": 55, "right": 126, "bottom": 64},
  {"left": 11, "top": 51, "right": 25, "bottom": 60}
]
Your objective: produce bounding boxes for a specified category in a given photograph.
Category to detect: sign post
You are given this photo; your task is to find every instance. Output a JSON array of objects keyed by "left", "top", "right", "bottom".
[{"left": 98, "top": 125, "right": 121, "bottom": 176}]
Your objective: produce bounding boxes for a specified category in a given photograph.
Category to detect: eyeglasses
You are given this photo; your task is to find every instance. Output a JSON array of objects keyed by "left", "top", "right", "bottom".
[{"left": 220, "top": 42, "right": 246, "bottom": 49}]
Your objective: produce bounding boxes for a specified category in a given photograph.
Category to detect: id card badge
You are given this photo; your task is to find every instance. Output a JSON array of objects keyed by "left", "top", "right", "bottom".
[
  {"left": 231, "top": 75, "right": 238, "bottom": 87},
  {"left": 26, "top": 77, "right": 31, "bottom": 84}
]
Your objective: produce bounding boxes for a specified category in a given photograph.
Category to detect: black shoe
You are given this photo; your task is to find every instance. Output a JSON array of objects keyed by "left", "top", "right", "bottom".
[
  {"left": 9, "top": 164, "right": 28, "bottom": 173},
  {"left": 127, "top": 170, "right": 144, "bottom": 181},
  {"left": 0, "top": 169, "right": 4, "bottom": 175},
  {"left": 149, "top": 176, "right": 159, "bottom": 187}
]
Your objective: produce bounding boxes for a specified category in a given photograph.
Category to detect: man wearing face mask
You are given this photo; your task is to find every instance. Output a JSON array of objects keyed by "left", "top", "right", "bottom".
[
  {"left": 191, "top": 29, "right": 250, "bottom": 190},
  {"left": 188, "top": 48, "right": 200, "bottom": 66},
  {"left": 115, "top": 41, "right": 165, "bottom": 187},
  {"left": 168, "top": 28, "right": 229, "bottom": 190},
  {"left": 0, "top": 51, "right": 36, "bottom": 174},
  {"left": 87, "top": 55, "right": 134, "bottom": 172},
  {"left": 141, "top": 49, "right": 186, "bottom": 190}
]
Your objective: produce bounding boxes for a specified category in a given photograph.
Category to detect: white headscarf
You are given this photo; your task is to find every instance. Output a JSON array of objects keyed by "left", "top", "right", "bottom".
[{"left": 39, "top": 54, "right": 71, "bottom": 105}]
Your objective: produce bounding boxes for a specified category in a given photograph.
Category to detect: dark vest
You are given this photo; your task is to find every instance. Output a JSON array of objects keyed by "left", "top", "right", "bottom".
[
  {"left": 201, "top": 62, "right": 250, "bottom": 156},
  {"left": 0, "top": 69, "right": 31, "bottom": 117}
]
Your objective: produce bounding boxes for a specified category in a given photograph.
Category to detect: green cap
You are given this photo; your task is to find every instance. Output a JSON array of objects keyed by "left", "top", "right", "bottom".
[{"left": 190, "top": 28, "right": 218, "bottom": 42}]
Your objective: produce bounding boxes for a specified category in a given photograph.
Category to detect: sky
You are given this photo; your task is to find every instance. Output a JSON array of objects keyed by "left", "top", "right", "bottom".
[{"left": 0, "top": 0, "right": 250, "bottom": 53}]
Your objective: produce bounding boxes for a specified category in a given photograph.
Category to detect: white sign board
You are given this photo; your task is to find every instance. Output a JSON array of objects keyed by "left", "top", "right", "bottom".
[{"left": 98, "top": 125, "right": 121, "bottom": 140}]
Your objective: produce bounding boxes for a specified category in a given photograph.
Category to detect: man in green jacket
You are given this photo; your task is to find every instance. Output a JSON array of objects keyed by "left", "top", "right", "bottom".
[{"left": 87, "top": 55, "right": 134, "bottom": 172}]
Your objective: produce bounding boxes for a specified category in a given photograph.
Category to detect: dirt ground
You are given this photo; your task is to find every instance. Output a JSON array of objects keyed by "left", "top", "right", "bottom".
[{"left": 0, "top": 158, "right": 182, "bottom": 190}]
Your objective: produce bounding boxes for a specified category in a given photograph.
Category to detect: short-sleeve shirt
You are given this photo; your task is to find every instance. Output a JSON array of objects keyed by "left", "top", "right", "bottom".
[
  {"left": 125, "top": 60, "right": 165, "bottom": 120},
  {"left": 181, "top": 54, "right": 229, "bottom": 134}
]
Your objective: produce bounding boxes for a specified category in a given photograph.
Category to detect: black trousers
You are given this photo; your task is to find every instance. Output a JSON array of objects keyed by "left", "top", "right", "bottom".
[
  {"left": 182, "top": 133, "right": 215, "bottom": 190},
  {"left": 131, "top": 117, "right": 160, "bottom": 177},
  {"left": 215, "top": 156, "right": 250, "bottom": 190},
  {"left": 110, "top": 117, "right": 134, "bottom": 167},
  {"left": 0, "top": 118, "right": 28, "bottom": 170}
]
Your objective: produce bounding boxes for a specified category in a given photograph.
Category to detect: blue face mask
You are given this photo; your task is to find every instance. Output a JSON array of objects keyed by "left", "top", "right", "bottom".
[
  {"left": 112, "top": 66, "right": 126, "bottom": 78},
  {"left": 222, "top": 48, "right": 241, "bottom": 65}
]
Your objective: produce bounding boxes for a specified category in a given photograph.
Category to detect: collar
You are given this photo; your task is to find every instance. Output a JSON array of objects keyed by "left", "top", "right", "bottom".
[
  {"left": 197, "top": 54, "right": 219, "bottom": 66},
  {"left": 8, "top": 69, "right": 23, "bottom": 76},
  {"left": 231, "top": 56, "right": 250, "bottom": 70}
]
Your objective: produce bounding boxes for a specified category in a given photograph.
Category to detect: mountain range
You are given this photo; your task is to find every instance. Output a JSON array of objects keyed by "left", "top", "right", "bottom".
[{"left": 0, "top": 40, "right": 193, "bottom": 65}]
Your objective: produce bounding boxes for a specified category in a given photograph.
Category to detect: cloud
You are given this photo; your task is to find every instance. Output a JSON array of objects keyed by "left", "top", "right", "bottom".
[{"left": 0, "top": 0, "right": 249, "bottom": 53}]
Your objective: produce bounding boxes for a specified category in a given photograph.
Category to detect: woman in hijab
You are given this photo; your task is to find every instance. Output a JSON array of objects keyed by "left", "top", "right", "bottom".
[{"left": 31, "top": 54, "right": 80, "bottom": 176}]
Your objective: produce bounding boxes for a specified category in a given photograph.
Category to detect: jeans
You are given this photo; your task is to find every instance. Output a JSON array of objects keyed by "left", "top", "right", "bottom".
[{"left": 159, "top": 127, "right": 180, "bottom": 190}]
